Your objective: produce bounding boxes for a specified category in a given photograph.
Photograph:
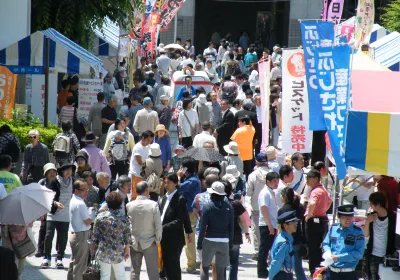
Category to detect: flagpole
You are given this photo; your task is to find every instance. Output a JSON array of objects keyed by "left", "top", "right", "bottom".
[{"left": 44, "top": 37, "right": 50, "bottom": 128}]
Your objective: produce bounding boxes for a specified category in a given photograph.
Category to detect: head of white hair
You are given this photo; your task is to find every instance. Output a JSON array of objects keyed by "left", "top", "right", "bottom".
[
  {"left": 96, "top": 172, "right": 110, "bottom": 180},
  {"left": 28, "top": 129, "right": 40, "bottom": 136},
  {"left": 109, "top": 95, "right": 118, "bottom": 103}
]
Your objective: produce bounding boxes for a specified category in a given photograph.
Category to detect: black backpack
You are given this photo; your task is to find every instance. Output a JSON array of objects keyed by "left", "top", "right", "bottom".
[{"left": 3, "top": 136, "right": 20, "bottom": 162}]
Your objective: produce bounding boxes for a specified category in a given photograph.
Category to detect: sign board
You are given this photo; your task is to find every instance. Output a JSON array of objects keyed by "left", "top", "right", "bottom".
[{"left": 77, "top": 79, "right": 103, "bottom": 120}]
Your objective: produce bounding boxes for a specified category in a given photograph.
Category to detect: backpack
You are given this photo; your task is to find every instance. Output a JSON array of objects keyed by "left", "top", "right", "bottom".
[
  {"left": 111, "top": 142, "right": 128, "bottom": 162},
  {"left": 141, "top": 161, "right": 162, "bottom": 194},
  {"left": 54, "top": 135, "right": 71, "bottom": 157},
  {"left": 3, "top": 136, "right": 20, "bottom": 162}
]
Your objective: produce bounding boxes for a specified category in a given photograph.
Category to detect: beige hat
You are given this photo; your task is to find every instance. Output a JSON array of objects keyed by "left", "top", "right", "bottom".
[
  {"left": 160, "top": 95, "right": 171, "bottom": 101},
  {"left": 223, "top": 141, "right": 240, "bottom": 155},
  {"left": 265, "top": 146, "right": 277, "bottom": 160},
  {"left": 207, "top": 181, "right": 226, "bottom": 196},
  {"left": 222, "top": 174, "right": 237, "bottom": 185},
  {"left": 149, "top": 143, "right": 162, "bottom": 157},
  {"left": 226, "top": 165, "right": 240, "bottom": 178},
  {"left": 155, "top": 124, "right": 169, "bottom": 135},
  {"left": 43, "top": 163, "right": 57, "bottom": 176}
]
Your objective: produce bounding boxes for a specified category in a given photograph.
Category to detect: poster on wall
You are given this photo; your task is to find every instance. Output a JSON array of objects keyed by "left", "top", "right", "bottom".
[
  {"left": 0, "top": 66, "right": 17, "bottom": 119},
  {"left": 77, "top": 79, "right": 103, "bottom": 121}
]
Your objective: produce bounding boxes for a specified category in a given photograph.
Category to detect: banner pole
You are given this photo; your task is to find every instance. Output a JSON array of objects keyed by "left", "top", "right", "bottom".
[{"left": 44, "top": 37, "right": 50, "bottom": 128}]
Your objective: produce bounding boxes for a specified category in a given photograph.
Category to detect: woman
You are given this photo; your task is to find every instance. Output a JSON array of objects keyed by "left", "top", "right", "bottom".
[
  {"left": 74, "top": 150, "right": 92, "bottom": 179},
  {"left": 153, "top": 124, "right": 172, "bottom": 172},
  {"left": 278, "top": 187, "right": 306, "bottom": 280},
  {"left": 52, "top": 121, "right": 80, "bottom": 167},
  {"left": 248, "top": 63, "right": 259, "bottom": 91},
  {"left": 141, "top": 143, "right": 164, "bottom": 201},
  {"left": 159, "top": 173, "right": 192, "bottom": 280},
  {"left": 93, "top": 192, "right": 131, "bottom": 280},
  {"left": 177, "top": 98, "right": 199, "bottom": 148},
  {"left": 205, "top": 60, "right": 219, "bottom": 84},
  {"left": 198, "top": 181, "right": 234, "bottom": 280}
]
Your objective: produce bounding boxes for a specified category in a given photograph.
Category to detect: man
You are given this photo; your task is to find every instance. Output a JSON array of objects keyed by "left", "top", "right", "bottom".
[
  {"left": 133, "top": 97, "right": 159, "bottom": 136},
  {"left": 114, "top": 175, "right": 131, "bottom": 215},
  {"left": 185, "top": 39, "right": 195, "bottom": 55},
  {"left": 67, "top": 180, "right": 92, "bottom": 280},
  {"left": 0, "top": 124, "right": 21, "bottom": 172},
  {"left": 244, "top": 47, "right": 258, "bottom": 69},
  {"left": 231, "top": 115, "right": 255, "bottom": 179},
  {"left": 81, "top": 131, "right": 111, "bottom": 177},
  {"left": 103, "top": 72, "right": 116, "bottom": 104},
  {"left": 246, "top": 152, "right": 270, "bottom": 260},
  {"left": 291, "top": 152, "right": 308, "bottom": 197},
  {"left": 151, "top": 64, "right": 162, "bottom": 85},
  {"left": 257, "top": 171, "right": 279, "bottom": 278},
  {"left": 155, "top": 76, "right": 172, "bottom": 108},
  {"left": 88, "top": 92, "right": 106, "bottom": 139},
  {"left": 126, "top": 181, "right": 162, "bottom": 280},
  {"left": 180, "top": 54, "right": 196, "bottom": 68},
  {"left": 254, "top": 94, "right": 262, "bottom": 155},
  {"left": 57, "top": 79, "right": 72, "bottom": 112},
  {"left": 156, "top": 48, "right": 171, "bottom": 76},
  {"left": 115, "top": 66, "right": 125, "bottom": 91},
  {"left": 271, "top": 45, "right": 281, "bottom": 65},
  {"left": 234, "top": 102, "right": 258, "bottom": 131},
  {"left": 270, "top": 61, "right": 282, "bottom": 82},
  {"left": 0, "top": 155, "right": 22, "bottom": 194},
  {"left": 176, "top": 76, "right": 197, "bottom": 101},
  {"left": 128, "top": 95, "right": 144, "bottom": 142},
  {"left": 130, "top": 79, "right": 143, "bottom": 98},
  {"left": 322, "top": 205, "right": 365, "bottom": 280},
  {"left": 177, "top": 157, "right": 201, "bottom": 273},
  {"left": 305, "top": 169, "right": 332, "bottom": 276},
  {"left": 156, "top": 95, "right": 173, "bottom": 130},
  {"left": 239, "top": 31, "right": 250, "bottom": 52},
  {"left": 53, "top": 121, "right": 80, "bottom": 167},
  {"left": 69, "top": 75, "right": 79, "bottom": 108},
  {"left": 214, "top": 99, "right": 235, "bottom": 155},
  {"left": 275, "top": 165, "right": 294, "bottom": 209},
  {"left": 101, "top": 96, "right": 118, "bottom": 149},
  {"left": 96, "top": 172, "right": 117, "bottom": 204},
  {"left": 225, "top": 53, "right": 240, "bottom": 76},
  {"left": 129, "top": 130, "right": 154, "bottom": 200},
  {"left": 207, "top": 91, "right": 221, "bottom": 129},
  {"left": 203, "top": 42, "right": 218, "bottom": 65},
  {"left": 193, "top": 121, "right": 218, "bottom": 150},
  {"left": 230, "top": 99, "right": 242, "bottom": 116},
  {"left": 21, "top": 129, "right": 49, "bottom": 184}
]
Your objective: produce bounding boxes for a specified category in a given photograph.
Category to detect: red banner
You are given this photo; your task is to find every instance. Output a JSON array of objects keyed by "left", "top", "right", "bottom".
[{"left": 160, "top": 0, "right": 185, "bottom": 31}]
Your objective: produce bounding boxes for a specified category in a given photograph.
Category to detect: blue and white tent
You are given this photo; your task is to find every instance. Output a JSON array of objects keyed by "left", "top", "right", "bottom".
[
  {"left": 0, "top": 28, "right": 103, "bottom": 75},
  {"left": 93, "top": 18, "right": 119, "bottom": 57},
  {"left": 370, "top": 31, "right": 400, "bottom": 71}
]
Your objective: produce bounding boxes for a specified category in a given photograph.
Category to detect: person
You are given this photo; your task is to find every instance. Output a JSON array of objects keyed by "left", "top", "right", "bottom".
[
  {"left": 195, "top": 94, "right": 211, "bottom": 128},
  {"left": 171, "top": 145, "right": 185, "bottom": 173},
  {"left": 141, "top": 143, "right": 163, "bottom": 201},
  {"left": 365, "top": 192, "right": 397, "bottom": 280},
  {"left": 119, "top": 97, "right": 131, "bottom": 116},
  {"left": 81, "top": 171, "right": 100, "bottom": 208},
  {"left": 375, "top": 175, "right": 399, "bottom": 213},
  {"left": 21, "top": 129, "right": 49, "bottom": 184},
  {"left": 41, "top": 163, "right": 75, "bottom": 269},
  {"left": 133, "top": 97, "right": 159, "bottom": 136},
  {"left": 115, "top": 66, "right": 125, "bottom": 91},
  {"left": 126, "top": 181, "right": 162, "bottom": 280},
  {"left": 254, "top": 94, "right": 262, "bottom": 155},
  {"left": 155, "top": 77, "right": 172, "bottom": 108},
  {"left": 185, "top": 39, "right": 195, "bottom": 55},
  {"left": 305, "top": 169, "right": 332, "bottom": 276},
  {"left": 268, "top": 210, "right": 299, "bottom": 280},
  {"left": 130, "top": 79, "right": 143, "bottom": 98},
  {"left": 220, "top": 75, "right": 238, "bottom": 104},
  {"left": 207, "top": 91, "right": 222, "bottom": 129},
  {"left": 129, "top": 130, "right": 154, "bottom": 200},
  {"left": 246, "top": 152, "right": 270, "bottom": 259},
  {"left": 180, "top": 53, "right": 196, "bottom": 69},
  {"left": 239, "top": 31, "right": 250, "bottom": 52},
  {"left": 159, "top": 173, "right": 193, "bottom": 279},
  {"left": 153, "top": 124, "right": 171, "bottom": 172},
  {"left": 214, "top": 99, "right": 235, "bottom": 155},
  {"left": 176, "top": 76, "right": 197, "bottom": 101},
  {"left": 68, "top": 75, "right": 79, "bottom": 108},
  {"left": 0, "top": 155, "right": 22, "bottom": 194},
  {"left": 231, "top": 115, "right": 255, "bottom": 179},
  {"left": 156, "top": 95, "right": 173, "bottom": 130},
  {"left": 275, "top": 165, "right": 294, "bottom": 209},
  {"left": 178, "top": 98, "right": 199, "bottom": 148},
  {"left": 81, "top": 131, "right": 111, "bottom": 178},
  {"left": 57, "top": 79, "right": 72, "bottom": 111},
  {"left": 156, "top": 48, "right": 171, "bottom": 75},
  {"left": 322, "top": 205, "right": 365, "bottom": 280},
  {"left": 101, "top": 96, "right": 118, "bottom": 149},
  {"left": 278, "top": 188, "right": 306, "bottom": 280},
  {"left": 205, "top": 60, "right": 219, "bottom": 84},
  {"left": 198, "top": 181, "right": 234, "bottom": 280},
  {"left": 58, "top": 96, "right": 76, "bottom": 127},
  {"left": 244, "top": 47, "right": 258, "bottom": 69},
  {"left": 52, "top": 121, "right": 80, "bottom": 167},
  {"left": 220, "top": 141, "right": 243, "bottom": 178},
  {"left": 88, "top": 92, "right": 106, "bottom": 139},
  {"left": 230, "top": 99, "right": 242, "bottom": 116},
  {"left": 0, "top": 124, "right": 21, "bottom": 171},
  {"left": 74, "top": 150, "right": 91, "bottom": 180},
  {"left": 0, "top": 247, "right": 18, "bottom": 280},
  {"left": 271, "top": 46, "right": 281, "bottom": 65},
  {"left": 271, "top": 61, "right": 282, "bottom": 81},
  {"left": 291, "top": 152, "right": 307, "bottom": 196},
  {"left": 93, "top": 191, "right": 131, "bottom": 280},
  {"left": 128, "top": 95, "right": 144, "bottom": 141},
  {"left": 203, "top": 42, "right": 218, "bottom": 66},
  {"left": 257, "top": 171, "right": 279, "bottom": 278},
  {"left": 270, "top": 93, "right": 280, "bottom": 147},
  {"left": 193, "top": 121, "right": 218, "bottom": 150},
  {"left": 223, "top": 165, "right": 245, "bottom": 197},
  {"left": 234, "top": 102, "right": 259, "bottom": 131},
  {"left": 177, "top": 157, "right": 201, "bottom": 273},
  {"left": 225, "top": 53, "right": 240, "bottom": 77},
  {"left": 97, "top": 172, "right": 117, "bottom": 204},
  {"left": 103, "top": 72, "right": 116, "bottom": 104}
]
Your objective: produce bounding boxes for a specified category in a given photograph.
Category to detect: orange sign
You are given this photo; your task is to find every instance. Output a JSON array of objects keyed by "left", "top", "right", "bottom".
[
  {"left": 0, "top": 66, "right": 17, "bottom": 119},
  {"left": 287, "top": 51, "right": 306, "bottom": 78}
]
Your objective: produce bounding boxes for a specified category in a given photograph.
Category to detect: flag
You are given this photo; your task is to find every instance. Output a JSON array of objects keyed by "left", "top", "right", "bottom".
[
  {"left": 160, "top": 0, "right": 185, "bottom": 31},
  {"left": 354, "top": 0, "right": 375, "bottom": 49},
  {"left": 327, "top": 0, "right": 344, "bottom": 24}
]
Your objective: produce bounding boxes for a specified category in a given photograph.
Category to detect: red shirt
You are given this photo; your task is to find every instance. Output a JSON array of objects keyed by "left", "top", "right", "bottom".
[
  {"left": 305, "top": 184, "right": 331, "bottom": 217},
  {"left": 378, "top": 177, "right": 399, "bottom": 213}
]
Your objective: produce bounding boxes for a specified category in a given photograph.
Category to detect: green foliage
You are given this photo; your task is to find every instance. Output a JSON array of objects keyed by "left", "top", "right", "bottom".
[
  {"left": 381, "top": 0, "right": 400, "bottom": 33},
  {"left": 0, "top": 112, "right": 61, "bottom": 149}
]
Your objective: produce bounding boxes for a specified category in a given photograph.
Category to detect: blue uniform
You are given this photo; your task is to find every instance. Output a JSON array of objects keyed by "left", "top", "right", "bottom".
[
  {"left": 268, "top": 230, "right": 294, "bottom": 280},
  {"left": 322, "top": 223, "right": 365, "bottom": 269}
]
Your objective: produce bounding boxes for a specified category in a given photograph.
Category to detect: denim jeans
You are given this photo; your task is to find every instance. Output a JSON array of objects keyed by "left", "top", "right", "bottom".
[
  {"left": 228, "top": 245, "right": 240, "bottom": 280},
  {"left": 257, "top": 226, "right": 277, "bottom": 277},
  {"left": 293, "top": 244, "right": 307, "bottom": 280}
]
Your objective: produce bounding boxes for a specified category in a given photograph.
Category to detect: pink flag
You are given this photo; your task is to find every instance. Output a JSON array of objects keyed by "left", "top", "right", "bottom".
[{"left": 327, "top": 0, "right": 344, "bottom": 24}]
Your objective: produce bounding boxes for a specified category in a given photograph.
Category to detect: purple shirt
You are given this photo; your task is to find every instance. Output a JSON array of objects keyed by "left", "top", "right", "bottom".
[{"left": 82, "top": 144, "right": 111, "bottom": 177}]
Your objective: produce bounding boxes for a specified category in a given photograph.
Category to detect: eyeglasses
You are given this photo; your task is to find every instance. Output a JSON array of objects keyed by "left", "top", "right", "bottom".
[{"left": 28, "top": 136, "right": 37, "bottom": 139}]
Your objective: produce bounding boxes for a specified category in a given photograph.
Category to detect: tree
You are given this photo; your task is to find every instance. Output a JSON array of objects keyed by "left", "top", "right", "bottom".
[
  {"left": 31, "top": 0, "right": 145, "bottom": 46},
  {"left": 381, "top": 0, "right": 400, "bottom": 33}
]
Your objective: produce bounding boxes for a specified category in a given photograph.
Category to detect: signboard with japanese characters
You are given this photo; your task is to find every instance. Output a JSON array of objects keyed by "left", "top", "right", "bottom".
[
  {"left": 77, "top": 79, "right": 103, "bottom": 121},
  {"left": 160, "top": 0, "right": 185, "bottom": 31},
  {"left": 327, "top": 0, "right": 344, "bottom": 24},
  {"left": 0, "top": 66, "right": 17, "bottom": 119},
  {"left": 314, "top": 45, "right": 351, "bottom": 179},
  {"left": 282, "top": 49, "right": 313, "bottom": 154},
  {"left": 258, "top": 60, "right": 270, "bottom": 150},
  {"left": 300, "top": 21, "right": 334, "bottom": 131},
  {"left": 354, "top": 0, "right": 375, "bottom": 49}
]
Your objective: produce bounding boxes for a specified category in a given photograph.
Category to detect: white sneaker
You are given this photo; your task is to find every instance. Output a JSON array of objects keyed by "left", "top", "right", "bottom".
[
  {"left": 56, "top": 259, "right": 64, "bottom": 269},
  {"left": 40, "top": 258, "right": 50, "bottom": 269}
]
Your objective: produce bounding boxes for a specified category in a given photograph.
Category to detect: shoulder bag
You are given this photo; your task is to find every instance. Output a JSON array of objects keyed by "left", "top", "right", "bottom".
[{"left": 8, "top": 228, "right": 36, "bottom": 259}]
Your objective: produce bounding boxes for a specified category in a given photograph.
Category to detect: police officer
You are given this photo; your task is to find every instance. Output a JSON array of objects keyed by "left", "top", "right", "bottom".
[
  {"left": 268, "top": 210, "right": 299, "bottom": 280},
  {"left": 322, "top": 204, "right": 365, "bottom": 280}
]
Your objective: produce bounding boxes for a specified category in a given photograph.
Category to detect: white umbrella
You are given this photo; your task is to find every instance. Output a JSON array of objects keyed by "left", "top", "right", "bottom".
[
  {"left": 164, "top": 43, "right": 185, "bottom": 51},
  {"left": 0, "top": 183, "right": 55, "bottom": 226}
]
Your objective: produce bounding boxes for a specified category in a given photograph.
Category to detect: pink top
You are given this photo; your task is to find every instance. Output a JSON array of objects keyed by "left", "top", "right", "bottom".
[{"left": 305, "top": 184, "right": 331, "bottom": 217}]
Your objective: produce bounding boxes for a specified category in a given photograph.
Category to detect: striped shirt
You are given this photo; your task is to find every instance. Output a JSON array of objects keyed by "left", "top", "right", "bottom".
[{"left": 59, "top": 106, "right": 75, "bottom": 126}]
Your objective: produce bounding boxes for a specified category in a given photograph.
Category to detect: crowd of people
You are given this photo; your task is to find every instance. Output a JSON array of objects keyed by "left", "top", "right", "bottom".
[{"left": 0, "top": 35, "right": 399, "bottom": 280}]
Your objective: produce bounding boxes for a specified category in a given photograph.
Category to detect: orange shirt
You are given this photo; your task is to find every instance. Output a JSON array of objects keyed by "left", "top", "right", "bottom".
[
  {"left": 57, "top": 90, "right": 73, "bottom": 109},
  {"left": 230, "top": 125, "right": 255, "bottom": 161}
]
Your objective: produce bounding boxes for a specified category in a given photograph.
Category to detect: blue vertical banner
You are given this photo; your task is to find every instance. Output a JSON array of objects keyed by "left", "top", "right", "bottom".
[
  {"left": 300, "top": 21, "right": 335, "bottom": 131},
  {"left": 314, "top": 45, "right": 351, "bottom": 179}
]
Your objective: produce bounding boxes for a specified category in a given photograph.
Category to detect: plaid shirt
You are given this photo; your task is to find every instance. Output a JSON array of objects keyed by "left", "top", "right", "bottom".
[
  {"left": 52, "top": 131, "right": 80, "bottom": 165},
  {"left": 22, "top": 142, "right": 49, "bottom": 171},
  {"left": 0, "top": 133, "right": 21, "bottom": 168}
]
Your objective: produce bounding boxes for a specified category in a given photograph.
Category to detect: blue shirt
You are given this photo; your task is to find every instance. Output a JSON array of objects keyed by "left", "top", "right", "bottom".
[
  {"left": 322, "top": 223, "right": 365, "bottom": 269},
  {"left": 128, "top": 104, "right": 144, "bottom": 135},
  {"left": 268, "top": 230, "right": 294, "bottom": 280},
  {"left": 179, "top": 174, "right": 201, "bottom": 212},
  {"left": 175, "top": 86, "right": 197, "bottom": 102},
  {"left": 244, "top": 53, "right": 258, "bottom": 67},
  {"left": 154, "top": 136, "right": 171, "bottom": 167}
]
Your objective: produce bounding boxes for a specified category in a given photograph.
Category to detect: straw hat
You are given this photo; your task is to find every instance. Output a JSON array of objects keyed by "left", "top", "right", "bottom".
[
  {"left": 149, "top": 143, "right": 162, "bottom": 157},
  {"left": 155, "top": 124, "right": 169, "bottom": 135},
  {"left": 223, "top": 141, "right": 240, "bottom": 155}
]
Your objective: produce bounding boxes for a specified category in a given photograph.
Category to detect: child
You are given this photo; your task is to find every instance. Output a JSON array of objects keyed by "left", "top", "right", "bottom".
[
  {"left": 153, "top": 125, "right": 171, "bottom": 173},
  {"left": 171, "top": 145, "right": 185, "bottom": 173},
  {"left": 108, "top": 131, "right": 131, "bottom": 179}
]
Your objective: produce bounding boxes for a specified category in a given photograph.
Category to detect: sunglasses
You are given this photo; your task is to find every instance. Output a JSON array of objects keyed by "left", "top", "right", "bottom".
[{"left": 28, "top": 136, "right": 37, "bottom": 139}]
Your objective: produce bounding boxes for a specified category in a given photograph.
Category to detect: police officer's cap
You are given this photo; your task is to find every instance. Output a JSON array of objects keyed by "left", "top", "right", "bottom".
[
  {"left": 337, "top": 204, "right": 355, "bottom": 216},
  {"left": 278, "top": 210, "right": 299, "bottom": 224}
]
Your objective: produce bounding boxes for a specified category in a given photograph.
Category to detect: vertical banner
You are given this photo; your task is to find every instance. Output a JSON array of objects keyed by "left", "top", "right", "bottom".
[
  {"left": 160, "top": 0, "right": 185, "bottom": 31},
  {"left": 0, "top": 66, "right": 17, "bottom": 119},
  {"left": 327, "top": 0, "right": 344, "bottom": 24},
  {"left": 300, "top": 21, "right": 335, "bottom": 131},
  {"left": 77, "top": 79, "right": 103, "bottom": 121},
  {"left": 314, "top": 45, "right": 351, "bottom": 179},
  {"left": 31, "top": 71, "right": 57, "bottom": 124},
  {"left": 141, "top": 0, "right": 159, "bottom": 61},
  {"left": 354, "top": 0, "right": 375, "bottom": 49},
  {"left": 281, "top": 49, "right": 313, "bottom": 154},
  {"left": 258, "top": 60, "right": 270, "bottom": 151}
]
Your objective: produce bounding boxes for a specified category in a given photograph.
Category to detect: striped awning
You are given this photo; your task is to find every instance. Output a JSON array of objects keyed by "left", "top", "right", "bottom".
[
  {"left": 370, "top": 32, "right": 400, "bottom": 71},
  {"left": 94, "top": 18, "right": 120, "bottom": 53},
  {"left": 0, "top": 28, "right": 103, "bottom": 74}
]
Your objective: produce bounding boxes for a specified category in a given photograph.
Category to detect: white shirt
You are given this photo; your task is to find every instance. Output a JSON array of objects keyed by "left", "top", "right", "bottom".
[
  {"left": 256, "top": 106, "right": 262, "bottom": 123},
  {"left": 203, "top": 47, "right": 218, "bottom": 63},
  {"left": 0, "top": 183, "right": 7, "bottom": 200},
  {"left": 193, "top": 131, "right": 218, "bottom": 150},
  {"left": 249, "top": 70, "right": 259, "bottom": 87},
  {"left": 275, "top": 180, "right": 287, "bottom": 209},
  {"left": 129, "top": 142, "right": 150, "bottom": 177},
  {"left": 69, "top": 194, "right": 91, "bottom": 233},
  {"left": 372, "top": 216, "right": 389, "bottom": 257},
  {"left": 161, "top": 189, "right": 177, "bottom": 221},
  {"left": 180, "top": 58, "right": 195, "bottom": 68},
  {"left": 271, "top": 67, "right": 282, "bottom": 81},
  {"left": 156, "top": 55, "right": 171, "bottom": 75},
  {"left": 230, "top": 107, "right": 238, "bottom": 115},
  {"left": 258, "top": 186, "right": 278, "bottom": 229},
  {"left": 178, "top": 109, "right": 199, "bottom": 137},
  {"left": 292, "top": 168, "right": 306, "bottom": 195}
]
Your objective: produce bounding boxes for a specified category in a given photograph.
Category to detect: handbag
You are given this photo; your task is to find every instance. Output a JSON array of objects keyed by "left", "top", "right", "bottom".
[
  {"left": 83, "top": 260, "right": 100, "bottom": 280},
  {"left": 8, "top": 229, "right": 36, "bottom": 259}
]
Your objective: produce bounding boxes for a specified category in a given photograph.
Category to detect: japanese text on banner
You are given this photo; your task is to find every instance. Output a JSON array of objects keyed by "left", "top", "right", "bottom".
[
  {"left": 315, "top": 45, "right": 351, "bottom": 179},
  {"left": 0, "top": 66, "right": 16, "bottom": 119},
  {"left": 300, "top": 21, "right": 334, "bottom": 131},
  {"left": 281, "top": 49, "right": 313, "bottom": 154},
  {"left": 77, "top": 79, "right": 103, "bottom": 121},
  {"left": 354, "top": 0, "right": 375, "bottom": 49}
]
